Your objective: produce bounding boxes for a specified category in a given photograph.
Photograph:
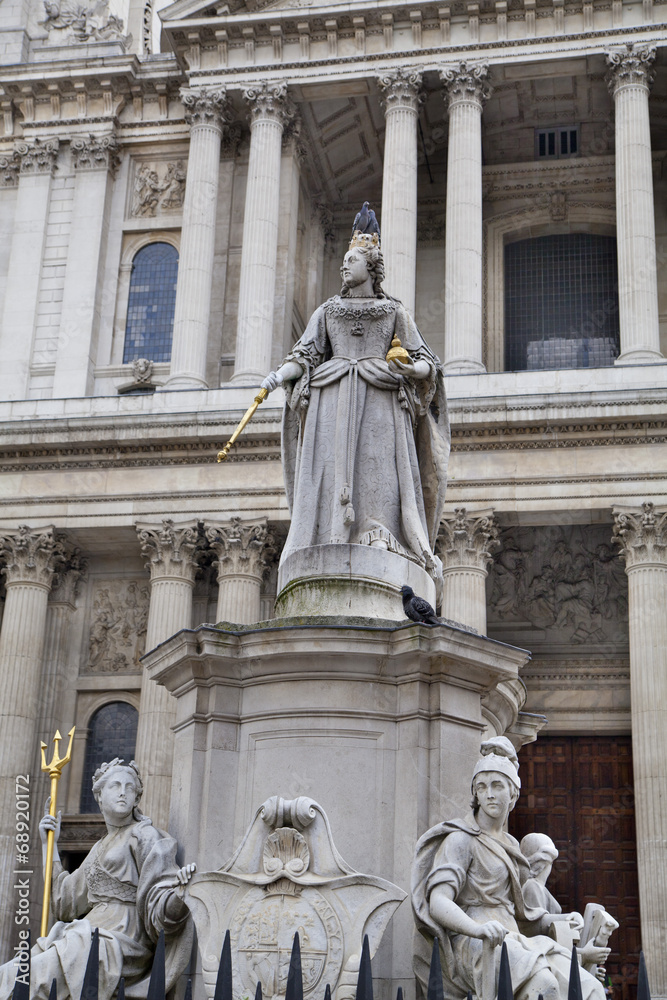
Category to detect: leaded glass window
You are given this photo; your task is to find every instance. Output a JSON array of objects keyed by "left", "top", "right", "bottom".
[
  {"left": 80, "top": 702, "right": 139, "bottom": 813},
  {"left": 504, "top": 233, "right": 620, "bottom": 372},
  {"left": 123, "top": 242, "right": 178, "bottom": 364}
]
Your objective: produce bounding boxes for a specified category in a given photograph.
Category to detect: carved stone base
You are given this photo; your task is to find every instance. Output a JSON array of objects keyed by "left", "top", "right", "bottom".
[{"left": 275, "top": 543, "right": 436, "bottom": 620}]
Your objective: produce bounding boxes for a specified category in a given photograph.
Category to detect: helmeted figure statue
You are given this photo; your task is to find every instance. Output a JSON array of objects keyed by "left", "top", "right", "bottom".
[
  {"left": 0, "top": 759, "right": 195, "bottom": 1000},
  {"left": 261, "top": 230, "right": 449, "bottom": 586},
  {"left": 411, "top": 738, "right": 613, "bottom": 1000}
]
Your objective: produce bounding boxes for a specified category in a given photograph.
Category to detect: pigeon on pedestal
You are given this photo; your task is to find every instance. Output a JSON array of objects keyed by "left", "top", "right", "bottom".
[{"left": 401, "top": 585, "right": 439, "bottom": 625}]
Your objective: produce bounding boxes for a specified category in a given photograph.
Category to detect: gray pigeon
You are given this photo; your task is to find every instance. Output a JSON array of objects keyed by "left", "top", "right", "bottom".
[
  {"left": 401, "top": 585, "right": 439, "bottom": 625},
  {"left": 352, "top": 201, "right": 381, "bottom": 238}
]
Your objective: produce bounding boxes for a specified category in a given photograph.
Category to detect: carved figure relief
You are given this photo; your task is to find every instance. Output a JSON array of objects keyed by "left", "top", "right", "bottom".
[
  {"left": 85, "top": 580, "right": 149, "bottom": 673},
  {"left": 131, "top": 161, "right": 186, "bottom": 218},
  {"left": 41, "top": 0, "right": 129, "bottom": 44},
  {"left": 486, "top": 525, "right": 628, "bottom": 646}
]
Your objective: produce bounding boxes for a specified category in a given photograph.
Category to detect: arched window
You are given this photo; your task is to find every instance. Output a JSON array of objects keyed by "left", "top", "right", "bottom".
[
  {"left": 123, "top": 242, "right": 178, "bottom": 364},
  {"left": 504, "top": 233, "right": 619, "bottom": 371},
  {"left": 80, "top": 702, "right": 139, "bottom": 813}
]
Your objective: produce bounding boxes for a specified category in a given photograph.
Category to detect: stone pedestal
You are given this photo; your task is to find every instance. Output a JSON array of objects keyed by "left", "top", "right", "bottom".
[
  {"left": 606, "top": 45, "right": 664, "bottom": 366},
  {"left": 378, "top": 69, "right": 421, "bottom": 313},
  {"left": 206, "top": 517, "right": 274, "bottom": 625},
  {"left": 165, "top": 89, "right": 231, "bottom": 390},
  {"left": 440, "top": 63, "right": 490, "bottom": 374},
  {"left": 275, "top": 544, "right": 436, "bottom": 620},
  {"left": 613, "top": 503, "right": 667, "bottom": 998},
  {"left": 134, "top": 519, "right": 201, "bottom": 828},
  {"left": 144, "top": 617, "right": 528, "bottom": 997},
  {"left": 437, "top": 508, "right": 499, "bottom": 634}
]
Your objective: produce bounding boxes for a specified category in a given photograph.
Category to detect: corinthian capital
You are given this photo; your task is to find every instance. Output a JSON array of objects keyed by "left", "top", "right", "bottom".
[
  {"left": 242, "top": 82, "right": 295, "bottom": 128},
  {"left": 436, "top": 508, "right": 500, "bottom": 572},
  {"left": 181, "top": 87, "right": 233, "bottom": 130},
  {"left": 0, "top": 525, "right": 65, "bottom": 589},
  {"left": 206, "top": 517, "right": 275, "bottom": 580},
  {"left": 71, "top": 133, "right": 121, "bottom": 173},
  {"left": 440, "top": 62, "right": 491, "bottom": 109},
  {"left": 606, "top": 43, "right": 656, "bottom": 96},
  {"left": 15, "top": 138, "right": 59, "bottom": 175},
  {"left": 612, "top": 503, "right": 667, "bottom": 570},
  {"left": 136, "top": 519, "right": 202, "bottom": 583},
  {"left": 377, "top": 68, "right": 423, "bottom": 113}
]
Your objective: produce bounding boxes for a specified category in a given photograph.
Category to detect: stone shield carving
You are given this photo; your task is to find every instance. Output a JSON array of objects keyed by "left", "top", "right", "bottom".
[{"left": 185, "top": 796, "right": 406, "bottom": 1000}]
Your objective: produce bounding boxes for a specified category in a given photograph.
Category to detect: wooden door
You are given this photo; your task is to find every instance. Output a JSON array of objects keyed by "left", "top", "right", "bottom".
[{"left": 509, "top": 736, "right": 640, "bottom": 1000}]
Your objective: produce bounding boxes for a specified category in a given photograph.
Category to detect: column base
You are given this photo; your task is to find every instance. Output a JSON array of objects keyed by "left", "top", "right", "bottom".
[
  {"left": 161, "top": 372, "right": 209, "bottom": 390},
  {"left": 615, "top": 349, "right": 666, "bottom": 366},
  {"left": 443, "top": 358, "right": 487, "bottom": 375}
]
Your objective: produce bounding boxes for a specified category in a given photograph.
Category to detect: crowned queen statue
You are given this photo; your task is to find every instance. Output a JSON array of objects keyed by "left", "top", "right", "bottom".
[{"left": 261, "top": 220, "right": 450, "bottom": 619}]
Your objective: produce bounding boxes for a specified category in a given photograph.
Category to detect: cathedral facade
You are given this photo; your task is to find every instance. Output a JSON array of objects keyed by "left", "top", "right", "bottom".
[{"left": 0, "top": 0, "right": 665, "bottom": 994}]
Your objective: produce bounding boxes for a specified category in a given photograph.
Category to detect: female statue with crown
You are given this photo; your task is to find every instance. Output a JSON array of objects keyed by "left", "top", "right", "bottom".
[
  {"left": 0, "top": 758, "right": 195, "bottom": 1000},
  {"left": 411, "top": 738, "right": 608, "bottom": 1000},
  {"left": 261, "top": 228, "right": 449, "bottom": 582}
]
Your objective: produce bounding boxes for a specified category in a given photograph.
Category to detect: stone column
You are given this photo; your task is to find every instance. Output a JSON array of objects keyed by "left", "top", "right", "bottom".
[
  {"left": 206, "top": 518, "right": 274, "bottom": 625},
  {"left": 440, "top": 63, "right": 491, "bottom": 374},
  {"left": 377, "top": 69, "right": 422, "bottom": 313},
  {"left": 436, "top": 508, "right": 499, "bottom": 634},
  {"left": 612, "top": 503, "right": 667, "bottom": 996},
  {"left": 0, "top": 526, "right": 64, "bottom": 948},
  {"left": 52, "top": 135, "right": 119, "bottom": 398},
  {"left": 232, "top": 83, "right": 295, "bottom": 384},
  {"left": 0, "top": 139, "right": 59, "bottom": 401},
  {"left": 165, "top": 89, "right": 232, "bottom": 390},
  {"left": 606, "top": 45, "right": 664, "bottom": 365},
  {"left": 134, "top": 519, "right": 201, "bottom": 828}
]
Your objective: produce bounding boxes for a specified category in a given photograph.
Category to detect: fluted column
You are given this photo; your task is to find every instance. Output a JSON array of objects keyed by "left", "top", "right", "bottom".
[
  {"left": 606, "top": 45, "right": 664, "bottom": 365},
  {"left": 0, "top": 526, "right": 64, "bottom": 948},
  {"left": 232, "top": 83, "right": 295, "bottom": 384},
  {"left": 378, "top": 69, "right": 422, "bottom": 313},
  {"left": 165, "top": 89, "right": 232, "bottom": 390},
  {"left": 52, "top": 135, "right": 120, "bottom": 397},
  {"left": 0, "top": 140, "right": 59, "bottom": 400},
  {"left": 206, "top": 518, "right": 275, "bottom": 624},
  {"left": 134, "top": 520, "right": 201, "bottom": 828},
  {"left": 613, "top": 503, "right": 667, "bottom": 997},
  {"left": 436, "top": 508, "right": 499, "bottom": 633},
  {"left": 440, "top": 63, "right": 491, "bottom": 374}
]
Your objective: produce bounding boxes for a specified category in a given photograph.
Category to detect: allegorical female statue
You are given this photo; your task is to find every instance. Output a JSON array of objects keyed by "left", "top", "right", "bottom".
[
  {"left": 0, "top": 759, "right": 195, "bottom": 1000},
  {"left": 411, "top": 738, "right": 611, "bottom": 1000},
  {"left": 261, "top": 231, "right": 449, "bottom": 581}
]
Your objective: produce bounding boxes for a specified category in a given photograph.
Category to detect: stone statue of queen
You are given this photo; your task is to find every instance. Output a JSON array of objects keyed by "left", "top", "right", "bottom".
[{"left": 261, "top": 230, "right": 450, "bottom": 588}]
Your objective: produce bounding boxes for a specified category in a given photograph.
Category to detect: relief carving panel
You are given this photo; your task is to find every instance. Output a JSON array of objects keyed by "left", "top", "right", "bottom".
[
  {"left": 84, "top": 579, "right": 149, "bottom": 673},
  {"left": 130, "top": 160, "right": 186, "bottom": 218},
  {"left": 487, "top": 525, "right": 628, "bottom": 648}
]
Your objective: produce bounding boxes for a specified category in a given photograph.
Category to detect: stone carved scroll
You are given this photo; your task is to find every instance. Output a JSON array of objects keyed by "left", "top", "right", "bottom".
[
  {"left": 487, "top": 524, "right": 628, "bottom": 646},
  {"left": 185, "top": 796, "right": 406, "bottom": 1000}
]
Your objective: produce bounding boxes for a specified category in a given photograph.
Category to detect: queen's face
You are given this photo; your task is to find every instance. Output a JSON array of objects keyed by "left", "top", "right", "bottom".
[
  {"left": 341, "top": 249, "right": 370, "bottom": 287},
  {"left": 473, "top": 770, "right": 514, "bottom": 822},
  {"left": 98, "top": 768, "right": 139, "bottom": 825}
]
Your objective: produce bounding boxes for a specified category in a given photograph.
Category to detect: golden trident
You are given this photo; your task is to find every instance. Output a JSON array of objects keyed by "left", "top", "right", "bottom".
[{"left": 40, "top": 727, "right": 75, "bottom": 938}]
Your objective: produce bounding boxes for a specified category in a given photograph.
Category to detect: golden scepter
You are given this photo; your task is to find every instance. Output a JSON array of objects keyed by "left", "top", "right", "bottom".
[
  {"left": 40, "top": 727, "right": 75, "bottom": 938},
  {"left": 217, "top": 387, "right": 269, "bottom": 462}
]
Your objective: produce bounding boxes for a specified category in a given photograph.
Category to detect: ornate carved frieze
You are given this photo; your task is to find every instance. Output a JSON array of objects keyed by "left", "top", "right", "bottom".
[
  {"left": 487, "top": 524, "right": 628, "bottom": 647},
  {"left": 242, "top": 82, "right": 295, "bottom": 129},
  {"left": 612, "top": 502, "right": 667, "bottom": 570},
  {"left": 71, "top": 133, "right": 120, "bottom": 173},
  {"left": 136, "top": 519, "right": 203, "bottom": 584},
  {"left": 437, "top": 508, "right": 500, "bottom": 572},
  {"left": 41, "top": 0, "right": 129, "bottom": 44},
  {"left": 0, "top": 525, "right": 65, "bottom": 589},
  {"left": 206, "top": 517, "right": 275, "bottom": 581},
  {"left": 130, "top": 159, "right": 186, "bottom": 217},
  {"left": 15, "top": 138, "right": 59, "bottom": 175},
  {"left": 377, "top": 68, "right": 423, "bottom": 113},
  {"left": 181, "top": 87, "right": 232, "bottom": 131},
  {"left": 606, "top": 43, "right": 656, "bottom": 96},
  {"left": 440, "top": 61, "right": 492, "bottom": 109},
  {"left": 85, "top": 579, "right": 149, "bottom": 673}
]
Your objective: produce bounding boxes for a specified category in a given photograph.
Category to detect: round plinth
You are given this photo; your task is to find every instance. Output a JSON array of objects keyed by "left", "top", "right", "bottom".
[{"left": 275, "top": 543, "right": 436, "bottom": 620}]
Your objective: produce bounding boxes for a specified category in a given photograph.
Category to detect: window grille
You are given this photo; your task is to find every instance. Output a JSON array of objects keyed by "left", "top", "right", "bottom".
[
  {"left": 504, "top": 233, "right": 620, "bottom": 372},
  {"left": 123, "top": 242, "right": 178, "bottom": 364},
  {"left": 80, "top": 702, "right": 139, "bottom": 813},
  {"left": 535, "top": 126, "right": 579, "bottom": 160}
]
